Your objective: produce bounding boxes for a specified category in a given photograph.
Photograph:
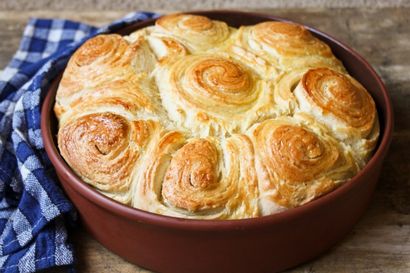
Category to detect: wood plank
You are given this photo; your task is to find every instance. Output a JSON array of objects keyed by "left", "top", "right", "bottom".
[
  {"left": 0, "top": 7, "right": 409, "bottom": 273},
  {"left": 1, "top": 0, "right": 408, "bottom": 11}
]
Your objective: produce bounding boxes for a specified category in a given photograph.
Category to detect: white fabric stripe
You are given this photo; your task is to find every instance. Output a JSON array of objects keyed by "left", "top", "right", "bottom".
[
  {"left": 20, "top": 155, "right": 61, "bottom": 221},
  {"left": 14, "top": 51, "right": 28, "bottom": 61},
  {"left": 18, "top": 243, "right": 36, "bottom": 273},
  {"left": 0, "top": 67, "right": 18, "bottom": 82},
  {"left": 0, "top": 212, "right": 14, "bottom": 255},
  {"left": 23, "top": 24, "right": 34, "bottom": 37},
  {"left": 74, "top": 29, "right": 87, "bottom": 41},
  {"left": 13, "top": 209, "right": 32, "bottom": 246},
  {"left": 48, "top": 29, "right": 63, "bottom": 43},
  {"left": 54, "top": 219, "right": 73, "bottom": 266},
  {"left": 0, "top": 208, "right": 13, "bottom": 220},
  {"left": 13, "top": 95, "right": 24, "bottom": 112},
  {"left": 0, "top": 254, "right": 8, "bottom": 268}
]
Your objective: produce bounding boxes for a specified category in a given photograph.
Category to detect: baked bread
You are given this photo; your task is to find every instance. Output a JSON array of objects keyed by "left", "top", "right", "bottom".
[{"left": 55, "top": 14, "right": 379, "bottom": 219}]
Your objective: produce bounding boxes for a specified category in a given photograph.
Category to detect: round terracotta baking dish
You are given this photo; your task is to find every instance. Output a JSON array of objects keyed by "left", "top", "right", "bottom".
[{"left": 41, "top": 10, "right": 393, "bottom": 273}]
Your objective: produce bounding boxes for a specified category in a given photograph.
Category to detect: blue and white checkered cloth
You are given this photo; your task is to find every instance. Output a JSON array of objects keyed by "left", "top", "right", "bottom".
[{"left": 0, "top": 12, "right": 158, "bottom": 273}]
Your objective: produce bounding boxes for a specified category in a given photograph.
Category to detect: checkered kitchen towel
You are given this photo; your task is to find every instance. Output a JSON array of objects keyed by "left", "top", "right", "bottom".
[{"left": 0, "top": 12, "right": 158, "bottom": 273}]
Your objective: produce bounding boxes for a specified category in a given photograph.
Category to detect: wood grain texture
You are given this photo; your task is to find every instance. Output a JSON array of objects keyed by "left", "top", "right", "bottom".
[
  {"left": 1, "top": 0, "right": 410, "bottom": 12},
  {"left": 1, "top": 7, "right": 409, "bottom": 273}
]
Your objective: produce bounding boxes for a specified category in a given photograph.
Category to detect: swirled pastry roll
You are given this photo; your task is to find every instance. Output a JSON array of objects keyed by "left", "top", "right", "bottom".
[
  {"left": 55, "top": 34, "right": 157, "bottom": 120},
  {"left": 132, "top": 133, "right": 259, "bottom": 219},
  {"left": 58, "top": 112, "right": 160, "bottom": 203},
  {"left": 155, "top": 54, "right": 278, "bottom": 136},
  {"left": 294, "top": 68, "right": 379, "bottom": 164},
  {"left": 231, "top": 21, "right": 342, "bottom": 71},
  {"left": 57, "top": 77, "right": 166, "bottom": 127},
  {"left": 248, "top": 115, "right": 358, "bottom": 214},
  {"left": 153, "top": 14, "right": 232, "bottom": 52},
  {"left": 55, "top": 13, "right": 380, "bottom": 219}
]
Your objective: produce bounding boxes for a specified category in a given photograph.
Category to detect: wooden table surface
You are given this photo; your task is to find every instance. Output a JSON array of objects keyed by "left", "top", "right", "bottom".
[{"left": 1, "top": 7, "right": 409, "bottom": 273}]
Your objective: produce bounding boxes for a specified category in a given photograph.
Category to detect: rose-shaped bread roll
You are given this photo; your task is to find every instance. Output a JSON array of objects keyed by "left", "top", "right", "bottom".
[
  {"left": 58, "top": 112, "right": 160, "bottom": 203},
  {"left": 155, "top": 54, "right": 278, "bottom": 136},
  {"left": 232, "top": 21, "right": 342, "bottom": 71},
  {"left": 132, "top": 133, "right": 259, "bottom": 219},
  {"left": 294, "top": 68, "right": 379, "bottom": 164},
  {"left": 153, "top": 14, "right": 232, "bottom": 52},
  {"left": 55, "top": 34, "right": 157, "bottom": 120},
  {"left": 248, "top": 116, "right": 358, "bottom": 215}
]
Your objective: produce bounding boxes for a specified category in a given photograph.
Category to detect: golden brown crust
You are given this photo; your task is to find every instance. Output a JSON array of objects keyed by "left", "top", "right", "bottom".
[
  {"left": 249, "top": 116, "right": 357, "bottom": 210},
  {"left": 73, "top": 34, "right": 129, "bottom": 67},
  {"left": 294, "top": 68, "right": 379, "bottom": 163},
  {"left": 168, "top": 55, "right": 256, "bottom": 110},
  {"left": 133, "top": 134, "right": 259, "bottom": 219},
  {"left": 272, "top": 64, "right": 346, "bottom": 115},
  {"left": 155, "top": 54, "right": 278, "bottom": 136},
  {"left": 252, "top": 22, "right": 332, "bottom": 58},
  {"left": 301, "top": 68, "right": 377, "bottom": 136},
  {"left": 154, "top": 14, "right": 231, "bottom": 51},
  {"left": 58, "top": 112, "right": 159, "bottom": 203},
  {"left": 55, "top": 14, "right": 379, "bottom": 218},
  {"left": 58, "top": 35, "right": 129, "bottom": 99},
  {"left": 265, "top": 125, "right": 339, "bottom": 182},
  {"left": 156, "top": 37, "right": 188, "bottom": 63},
  {"left": 55, "top": 34, "right": 157, "bottom": 121},
  {"left": 229, "top": 21, "right": 342, "bottom": 72},
  {"left": 162, "top": 139, "right": 220, "bottom": 211}
]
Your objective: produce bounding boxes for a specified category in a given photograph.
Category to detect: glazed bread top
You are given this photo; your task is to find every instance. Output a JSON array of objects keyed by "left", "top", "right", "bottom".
[{"left": 55, "top": 14, "right": 379, "bottom": 219}]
